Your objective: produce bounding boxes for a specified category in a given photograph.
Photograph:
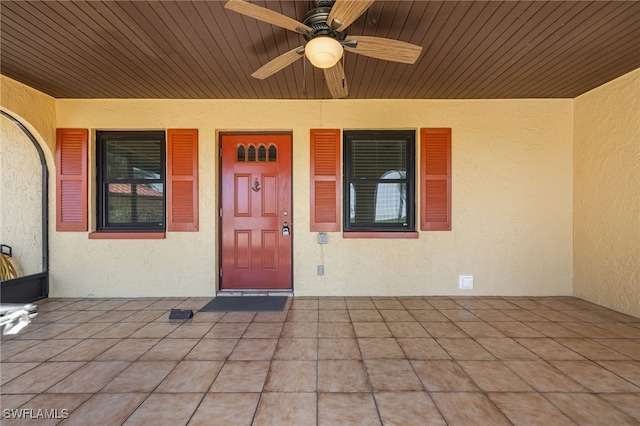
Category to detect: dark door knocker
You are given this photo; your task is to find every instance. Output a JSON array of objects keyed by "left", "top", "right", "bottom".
[{"left": 252, "top": 178, "right": 261, "bottom": 192}]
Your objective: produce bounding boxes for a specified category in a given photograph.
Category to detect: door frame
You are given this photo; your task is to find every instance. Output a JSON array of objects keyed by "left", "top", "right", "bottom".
[{"left": 217, "top": 131, "right": 293, "bottom": 292}]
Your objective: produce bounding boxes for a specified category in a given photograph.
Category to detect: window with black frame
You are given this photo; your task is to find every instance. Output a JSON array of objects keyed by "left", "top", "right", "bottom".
[
  {"left": 97, "top": 131, "right": 166, "bottom": 231},
  {"left": 343, "top": 130, "right": 415, "bottom": 232}
]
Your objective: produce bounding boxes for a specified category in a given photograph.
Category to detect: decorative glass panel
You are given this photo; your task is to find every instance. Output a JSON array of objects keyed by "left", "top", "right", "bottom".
[
  {"left": 268, "top": 145, "right": 277, "bottom": 161},
  {"left": 248, "top": 145, "right": 256, "bottom": 161},
  {"left": 258, "top": 145, "right": 267, "bottom": 162},
  {"left": 237, "top": 145, "right": 246, "bottom": 162}
]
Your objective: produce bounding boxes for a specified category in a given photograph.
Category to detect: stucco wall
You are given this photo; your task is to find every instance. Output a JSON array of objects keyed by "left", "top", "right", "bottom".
[
  {"left": 0, "top": 115, "right": 43, "bottom": 275},
  {"left": 1, "top": 75, "right": 575, "bottom": 298},
  {"left": 51, "top": 98, "right": 573, "bottom": 298},
  {"left": 300, "top": 100, "right": 574, "bottom": 297},
  {"left": 0, "top": 76, "right": 55, "bottom": 277},
  {"left": 574, "top": 68, "right": 640, "bottom": 317},
  {"left": 1, "top": 76, "right": 56, "bottom": 155}
]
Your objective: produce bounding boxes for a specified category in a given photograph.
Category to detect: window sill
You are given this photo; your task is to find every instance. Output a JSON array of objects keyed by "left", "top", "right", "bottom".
[
  {"left": 343, "top": 231, "right": 419, "bottom": 239},
  {"left": 89, "top": 232, "right": 166, "bottom": 240}
]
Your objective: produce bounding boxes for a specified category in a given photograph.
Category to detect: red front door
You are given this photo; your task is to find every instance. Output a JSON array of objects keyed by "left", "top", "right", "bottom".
[{"left": 220, "top": 133, "right": 292, "bottom": 290}]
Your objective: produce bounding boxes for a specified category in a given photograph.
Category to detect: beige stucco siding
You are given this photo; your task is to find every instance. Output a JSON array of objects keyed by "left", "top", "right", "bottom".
[
  {"left": 0, "top": 75, "right": 56, "bottom": 155},
  {"left": 52, "top": 98, "right": 573, "bottom": 298},
  {"left": 305, "top": 100, "right": 574, "bottom": 296},
  {"left": 0, "top": 114, "right": 43, "bottom": 275},
  {"left": 1, "top": 76, "right": 56, "bottom": 277},
  {"left": 574, "top": 68, "right": 640, "bottom": 317},
  {"left": 2, "top": 75, "right": 575, "bottom": 299}
]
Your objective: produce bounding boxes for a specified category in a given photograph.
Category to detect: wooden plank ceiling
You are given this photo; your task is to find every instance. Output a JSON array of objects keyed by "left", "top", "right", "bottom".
[{"left": 1, "top": 1, "right": 639, "bottom": 99}]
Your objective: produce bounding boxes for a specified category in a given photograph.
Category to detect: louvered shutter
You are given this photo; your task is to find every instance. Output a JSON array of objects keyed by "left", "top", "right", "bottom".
[
  {"left": 167, "top": 129, "right": 199, "bottom": 231},
  {"left": 310, "top": 129, "right": 341, "bottom": 231},
  {"left": 56, "top": 128, "right": 88, "bottom": 231},
  {"left": 421, "top": 128, "right": 452, "bottom": 231}
]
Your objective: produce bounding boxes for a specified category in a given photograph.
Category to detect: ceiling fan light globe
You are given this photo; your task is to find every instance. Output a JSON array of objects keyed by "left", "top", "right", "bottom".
[{"left": 305, "top": 37, "right": 343, "bottom": 68}]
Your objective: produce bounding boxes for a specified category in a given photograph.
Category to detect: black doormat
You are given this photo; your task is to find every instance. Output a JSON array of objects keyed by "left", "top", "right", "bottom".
[{"left": 199, "top": 296, "right": 288, "bottom": 312}]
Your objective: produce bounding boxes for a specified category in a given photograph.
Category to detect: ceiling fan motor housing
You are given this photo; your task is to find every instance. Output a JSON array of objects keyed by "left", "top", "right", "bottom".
[{"left": 303, "top": 6, "right": 346, "bottom": 42}]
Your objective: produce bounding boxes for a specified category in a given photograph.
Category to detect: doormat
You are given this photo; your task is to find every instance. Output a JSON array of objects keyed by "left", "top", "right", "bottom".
[{"left": 199, "top": 296, "right": 288, "bottom": 312}]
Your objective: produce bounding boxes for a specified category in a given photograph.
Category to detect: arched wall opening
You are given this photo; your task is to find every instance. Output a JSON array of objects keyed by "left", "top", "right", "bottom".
[{"left": 0, "top": 110, "right": 49, "bottom": 302}]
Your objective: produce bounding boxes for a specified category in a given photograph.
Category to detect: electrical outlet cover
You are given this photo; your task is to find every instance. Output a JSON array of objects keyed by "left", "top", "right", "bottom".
[{"left": 459, "top": 275, "right": 473, "bottom": 290}]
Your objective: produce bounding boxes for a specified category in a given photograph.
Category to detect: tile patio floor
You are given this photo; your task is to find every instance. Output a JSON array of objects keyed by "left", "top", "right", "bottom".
[{"left": 1, "top": 296, "right": 639, "bottom": 425}]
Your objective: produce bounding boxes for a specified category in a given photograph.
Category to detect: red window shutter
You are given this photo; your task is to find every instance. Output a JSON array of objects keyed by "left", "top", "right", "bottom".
[
  {"left": 421, "top": 128, "right": 452, "bottom": 231},
  {"left": 56, "top": 128, "right": 88, "bottom": 231},
  {"left": 167, "top": 129, "right": 199, "bottom": 231},
  {"left": 310, "top": 129, "right": 341, "bottom": 231}
]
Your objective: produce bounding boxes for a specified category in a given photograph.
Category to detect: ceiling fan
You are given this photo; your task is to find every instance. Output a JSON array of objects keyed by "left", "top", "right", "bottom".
[{"left": 225, "top": 0, "right": 423, "bottom": 99}]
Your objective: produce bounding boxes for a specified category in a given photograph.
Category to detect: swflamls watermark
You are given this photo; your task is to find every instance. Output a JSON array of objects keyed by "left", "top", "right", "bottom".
[{"left": 2, "top": 408, "right": 69, "bottom": 420}]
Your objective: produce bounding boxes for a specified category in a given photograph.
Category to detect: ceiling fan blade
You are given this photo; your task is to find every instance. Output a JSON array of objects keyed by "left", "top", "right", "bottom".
[
  {"left": 327, "top": 0, "right": 375, "bottom": 31},
  {"left": 225, "top": 0, "right": 311, "bottom": 34},
  {"left": 323, "top": 61, "right": 349, "bottom": 99},
  {"left": 251, "top": 47, "right": 305, "bottom": 79},
  {"left": 344, "top": 35, "right": 423, "bottom": 64}
]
